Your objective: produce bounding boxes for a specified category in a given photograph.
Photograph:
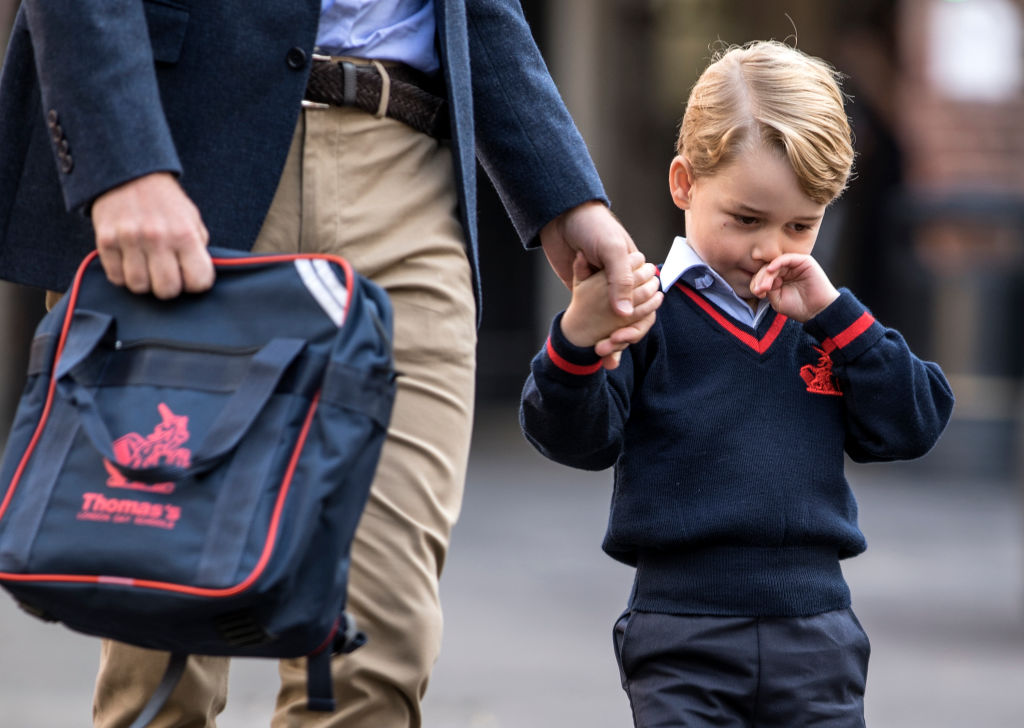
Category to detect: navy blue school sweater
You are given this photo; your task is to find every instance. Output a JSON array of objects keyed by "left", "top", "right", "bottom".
[{"left": 520, "top": 283, "right": 954, "bottom": 617}]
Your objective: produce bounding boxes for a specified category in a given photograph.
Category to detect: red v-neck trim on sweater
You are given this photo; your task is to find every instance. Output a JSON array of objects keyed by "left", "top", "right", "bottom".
[{"left": 675, "top": 282, "right": 787, "bottom": 355}]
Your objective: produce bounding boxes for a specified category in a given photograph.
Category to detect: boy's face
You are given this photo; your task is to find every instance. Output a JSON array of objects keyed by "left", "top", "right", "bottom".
[{"left": 669, "top": 144, "right": 827, "bottom": 306}]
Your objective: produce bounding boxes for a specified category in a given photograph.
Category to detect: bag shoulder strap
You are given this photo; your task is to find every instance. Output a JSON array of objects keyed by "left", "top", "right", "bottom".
[
  {"left": 305, "top": 648, "right": 336, "bottom": 713},
  {"left": 127, "top": 652, "right": 189, "bottom": 728},
  {"left": 306, "top": 612, "right": 368, "bottom": 712}
]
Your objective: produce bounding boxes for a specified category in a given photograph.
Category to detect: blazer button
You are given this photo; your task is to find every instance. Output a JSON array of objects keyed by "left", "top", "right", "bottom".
[
  {"left": 285, "top": 47, "right": 307, "bottom": 70},
  {"left": 47, "top": 109, "right": 59, "bottom": 127},
  {"left": 60, "top": 154, "right": 74, "bottom": 174}
]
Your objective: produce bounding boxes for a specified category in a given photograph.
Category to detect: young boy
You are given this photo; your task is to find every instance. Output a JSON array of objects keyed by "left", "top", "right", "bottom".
[{"left": 520, "top": 41, "right": 954, "bottom": 727}]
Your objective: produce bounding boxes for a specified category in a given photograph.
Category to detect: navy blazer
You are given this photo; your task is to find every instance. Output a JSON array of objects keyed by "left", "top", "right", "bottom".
[{"left": 0, "top": 0, "right": 606, "bottom": 305}]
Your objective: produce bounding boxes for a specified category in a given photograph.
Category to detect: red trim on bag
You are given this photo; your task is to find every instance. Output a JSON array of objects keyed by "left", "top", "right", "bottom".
[
  {"left": 212, "top": 252, "right": 355, "bottom": 318},
  {"left": 0, "top": 249, "right": 92, "bottom": 523},
  {"left": 675, "top": 283, "right": 787, "bottom": 354},
  {"left": 308, "top": 617, "right": 341, "bottom": 657}
]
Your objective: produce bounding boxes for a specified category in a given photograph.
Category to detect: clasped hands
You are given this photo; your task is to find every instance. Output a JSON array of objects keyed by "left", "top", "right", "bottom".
[{"left": 540, "top": 202, "right": 663, "bottom": 367}]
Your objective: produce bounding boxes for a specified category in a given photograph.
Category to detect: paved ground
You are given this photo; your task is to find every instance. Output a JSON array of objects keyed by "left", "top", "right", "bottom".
[{"left": 1, "top": 406, "right": 1021, "bottom": 727}]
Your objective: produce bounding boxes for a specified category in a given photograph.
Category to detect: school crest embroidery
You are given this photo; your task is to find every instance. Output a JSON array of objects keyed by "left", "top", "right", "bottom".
[
  {"left": 103, "top": 403, "right": 192, "bottom": 494},
  {"left": 800, "top": 346, "right": 842, "bottom": 396}
]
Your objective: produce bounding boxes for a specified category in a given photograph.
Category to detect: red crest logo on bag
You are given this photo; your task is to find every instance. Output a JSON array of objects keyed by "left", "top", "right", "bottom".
[{"left": 102, "top": 403, "right": 192, "bottom": 494}]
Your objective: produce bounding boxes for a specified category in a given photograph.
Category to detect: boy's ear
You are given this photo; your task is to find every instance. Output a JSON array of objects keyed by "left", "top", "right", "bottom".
[{"left": 669, "top": 155, "right": 695, "bottom": 211}]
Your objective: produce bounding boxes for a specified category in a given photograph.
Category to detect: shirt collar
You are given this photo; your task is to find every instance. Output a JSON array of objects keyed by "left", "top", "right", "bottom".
[
  {"left": 658, "top": 236, "right": 771, "bottom": 326},
  {"left": 659, "top": 236, "right": 711, "bottom": 292}
]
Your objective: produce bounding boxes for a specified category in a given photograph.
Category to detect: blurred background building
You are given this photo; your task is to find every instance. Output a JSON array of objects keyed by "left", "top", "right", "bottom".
[{"left": 2, "top": 0, "right": 1023, "bottom": 478}]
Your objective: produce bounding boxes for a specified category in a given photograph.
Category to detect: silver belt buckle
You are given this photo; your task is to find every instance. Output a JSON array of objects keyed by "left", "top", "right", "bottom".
[{"left": 304, "top": 53, "right": 333, "bottom": 109}]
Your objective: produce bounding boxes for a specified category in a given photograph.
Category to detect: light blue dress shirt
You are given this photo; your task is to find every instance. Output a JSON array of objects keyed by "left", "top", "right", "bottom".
[
  {"left": 316, "top": 0, "right": 439, "bottom": 74},
  {"left": 658, "top": 236, "right": 772, "bottom": 328}
]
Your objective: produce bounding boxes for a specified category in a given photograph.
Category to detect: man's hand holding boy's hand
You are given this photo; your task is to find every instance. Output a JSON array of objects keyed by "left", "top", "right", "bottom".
[
  {"left": 539, "top": 202, "right": 663, "bottom": 368},
  {"left": 561, "top": 252, "right": 662, "bottom": 352},
  {"left": 750, "top": 253, "right": 839, "bottom": 322}
]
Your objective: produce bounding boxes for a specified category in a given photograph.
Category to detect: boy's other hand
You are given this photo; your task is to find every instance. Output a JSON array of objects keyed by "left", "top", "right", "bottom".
[
  {"left": 750, "top": 253, "right": 839, "bottom": 322},
  {"left": 91, "top": 172, "right": 214, "bottom": 299}
]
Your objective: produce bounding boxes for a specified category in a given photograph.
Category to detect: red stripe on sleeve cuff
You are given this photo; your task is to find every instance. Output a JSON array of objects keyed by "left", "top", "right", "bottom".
[
  {"left": 832, "top": 311, "right": 876, "bottom": 349},
  {"left": 545, "top": 337, "right": 603, "bottom": 376}
]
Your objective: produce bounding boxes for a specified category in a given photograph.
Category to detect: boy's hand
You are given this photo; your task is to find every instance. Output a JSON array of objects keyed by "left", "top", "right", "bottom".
[
  {"left": 750, "top": 253, "right": 839, "bottom": 322},
  {"left": 561, "top": 252, "right": 662, "bottom": 350}
]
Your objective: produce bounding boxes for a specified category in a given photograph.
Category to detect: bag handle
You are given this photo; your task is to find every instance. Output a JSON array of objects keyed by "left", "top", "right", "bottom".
[{"left": 55, "top": 310, "right": 307, "bottom": 483}]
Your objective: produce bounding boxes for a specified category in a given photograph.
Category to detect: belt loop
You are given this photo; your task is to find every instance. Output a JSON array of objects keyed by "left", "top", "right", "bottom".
[
  {"left": 341, "top": 61, "right": 357, "bottom": 106},
  {"left": 371, "top": 60, "right": 391, "bottom": 119}
]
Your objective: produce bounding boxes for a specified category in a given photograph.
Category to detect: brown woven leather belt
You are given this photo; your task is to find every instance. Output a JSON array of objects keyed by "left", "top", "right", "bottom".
[{"left": 304, "top": 57, "right": 450, "bottom": 140}]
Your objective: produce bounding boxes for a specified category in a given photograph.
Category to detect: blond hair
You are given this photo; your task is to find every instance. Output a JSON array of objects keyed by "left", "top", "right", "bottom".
[{"left": 677, "top": 40, "right": 854, "bottom": 204}]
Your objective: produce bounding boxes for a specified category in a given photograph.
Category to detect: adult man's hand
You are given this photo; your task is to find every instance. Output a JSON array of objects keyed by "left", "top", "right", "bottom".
[
  {"left": 91, "top": 172, "right": 214, "bottom": 299},
  {"left": 540, "top": 200, "right": 638, "bottom": 316},
  {"left": 540, "top": 201, "right": 662, "bottom": 368}
]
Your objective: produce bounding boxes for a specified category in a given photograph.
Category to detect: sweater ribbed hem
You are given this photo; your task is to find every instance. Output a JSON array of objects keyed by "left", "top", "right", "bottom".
[{"left": 632, "top": 546, "right": 851, "bottom": 617}]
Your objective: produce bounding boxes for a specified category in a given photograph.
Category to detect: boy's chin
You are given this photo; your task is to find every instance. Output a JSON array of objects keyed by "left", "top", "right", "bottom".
[
  {"left": 731, "top": 286, "right": 760, "bottom": 311},
  {"left": 728, "top": 282, "right": 756, "bottom": 304}
]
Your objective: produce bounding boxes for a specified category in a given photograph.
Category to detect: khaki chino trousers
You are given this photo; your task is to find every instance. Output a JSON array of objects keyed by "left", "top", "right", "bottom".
[{"left": 92, "top": 106, "right": 478, "bottom": 727}]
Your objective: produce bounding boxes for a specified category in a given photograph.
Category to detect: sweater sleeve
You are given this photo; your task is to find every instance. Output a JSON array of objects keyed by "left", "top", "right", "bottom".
[
  {"left": 519, "top": 313, "right": 634, "bottom": 471},
  {"left": 804, "top": 289, "right": 955, "bottom": 462}
]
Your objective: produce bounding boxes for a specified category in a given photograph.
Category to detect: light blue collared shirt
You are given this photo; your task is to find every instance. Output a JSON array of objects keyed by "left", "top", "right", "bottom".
[
  {"left": 317, "top": 0, "right": 439, "bottom": 74},
  {"left": 658, "top": 236, "right": 771, "bottom": 328}
]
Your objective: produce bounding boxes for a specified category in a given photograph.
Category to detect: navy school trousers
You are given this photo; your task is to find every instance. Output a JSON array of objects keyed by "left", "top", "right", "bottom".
[{"left": 613, "top": 608, "right": 870, "bottom": 727}]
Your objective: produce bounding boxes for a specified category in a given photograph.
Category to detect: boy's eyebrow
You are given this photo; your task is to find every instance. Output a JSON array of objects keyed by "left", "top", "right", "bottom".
[{"left": 730, "top": 201, "right": 822, "bottom": 222}]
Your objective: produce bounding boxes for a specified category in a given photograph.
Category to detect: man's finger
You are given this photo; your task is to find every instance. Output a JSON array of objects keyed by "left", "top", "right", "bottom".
[
  {"left": 120, "top": 246, "right": 151, "bottom": 294},
  {"left": 149, "top": 245, "right": 190, "bottom": 299},
  {"left": 179, "top": 240, "right": 216, "bottom": 294},
  {"left": 96, "top": 245, "right": 126, "bottom": 287},
  {"left": 603, "top": 251, "right": 635, "bottom": 316}
]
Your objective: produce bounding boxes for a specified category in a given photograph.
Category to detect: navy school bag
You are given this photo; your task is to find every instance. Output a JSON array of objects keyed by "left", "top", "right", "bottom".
[{"left": 0, "top": 248, "right": 396, "bottom": 724}]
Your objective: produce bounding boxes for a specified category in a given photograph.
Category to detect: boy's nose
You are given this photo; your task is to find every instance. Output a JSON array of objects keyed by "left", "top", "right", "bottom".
[{"left": 752, "top": 233, "right": 783, "bottom": 262}]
